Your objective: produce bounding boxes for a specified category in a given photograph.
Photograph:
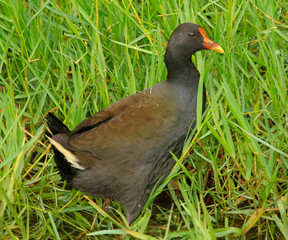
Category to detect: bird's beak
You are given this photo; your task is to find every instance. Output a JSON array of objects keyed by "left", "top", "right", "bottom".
[{"left": 199, "top": 27, "right": 224, "bottom": 54}]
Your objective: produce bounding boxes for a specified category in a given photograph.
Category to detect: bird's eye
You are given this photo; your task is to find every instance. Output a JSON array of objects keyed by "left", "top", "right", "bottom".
[{"left": 188, "top": 32, "right": 199, "bottom": 38}]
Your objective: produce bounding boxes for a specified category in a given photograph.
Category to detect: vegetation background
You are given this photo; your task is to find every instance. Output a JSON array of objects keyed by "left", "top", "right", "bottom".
[{"left": 0, "top": 0, "right": 287, "bottom": 239}]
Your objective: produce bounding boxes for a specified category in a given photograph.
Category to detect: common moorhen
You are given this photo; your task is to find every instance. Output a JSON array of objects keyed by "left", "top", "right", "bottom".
[{"left": 46, "top": 23, "right": 224, "bottom": 224}]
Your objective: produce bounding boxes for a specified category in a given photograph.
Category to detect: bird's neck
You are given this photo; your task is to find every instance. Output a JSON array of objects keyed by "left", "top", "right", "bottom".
[{"left": 164, "top": 50, "right": 199, "bottom": 82}]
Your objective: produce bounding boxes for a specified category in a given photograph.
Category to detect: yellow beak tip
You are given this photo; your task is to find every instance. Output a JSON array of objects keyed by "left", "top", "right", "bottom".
[{"left": 212, "top": 45, "right": 225, "bottom": 54}]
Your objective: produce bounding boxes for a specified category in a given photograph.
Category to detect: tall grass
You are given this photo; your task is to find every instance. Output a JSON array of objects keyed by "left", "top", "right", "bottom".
[{"left": 0, "top": 0, "right": 287, "bottom": 239}]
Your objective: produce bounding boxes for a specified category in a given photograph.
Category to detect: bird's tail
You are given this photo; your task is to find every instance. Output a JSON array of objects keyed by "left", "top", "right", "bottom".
[
  {"left": 45, "top": 112, "right": 70, "bottom": 137},
  {"left": 45, "top": 112, "right": 77, "bottom": 182}
]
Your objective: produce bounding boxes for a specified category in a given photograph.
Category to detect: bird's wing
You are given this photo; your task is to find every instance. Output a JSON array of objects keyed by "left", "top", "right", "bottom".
[
  {"left": 71, "top": 110, "right": 114, "bottom": 134},
  {"left": 67, "top": 92, "right": 179, "bottom": 167}
]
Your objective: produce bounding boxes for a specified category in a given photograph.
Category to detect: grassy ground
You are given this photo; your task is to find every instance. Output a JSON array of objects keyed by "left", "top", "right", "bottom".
[{"left": 0, "top": 0, "right": 287, "bottom": 239}]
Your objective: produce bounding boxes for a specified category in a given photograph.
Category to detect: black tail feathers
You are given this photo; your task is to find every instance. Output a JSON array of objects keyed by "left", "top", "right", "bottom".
[
  {"left": 45, "top": 112, "right": 70, "bottom": 137},
  {"left": 45, "top": 112, "right": 76, "bottom": 182},
  {"left": 52, "top": 145, "right": 77, "bottom": 182}
]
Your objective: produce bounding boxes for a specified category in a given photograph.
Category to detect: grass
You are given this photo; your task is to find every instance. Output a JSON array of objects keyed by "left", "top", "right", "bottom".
[{"left": 0, "top": 0, "right": 287, "bottom": 239}]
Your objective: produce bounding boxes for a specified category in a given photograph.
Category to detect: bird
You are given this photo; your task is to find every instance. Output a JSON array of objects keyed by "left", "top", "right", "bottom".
[{"left": 46, "top": 23, "right": 224, "bottom": 224}]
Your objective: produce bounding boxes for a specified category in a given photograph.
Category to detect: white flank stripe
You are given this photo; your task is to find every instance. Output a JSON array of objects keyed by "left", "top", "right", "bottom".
[{"left": 47, "top": 137, "right": 85, "bottom": 170}]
